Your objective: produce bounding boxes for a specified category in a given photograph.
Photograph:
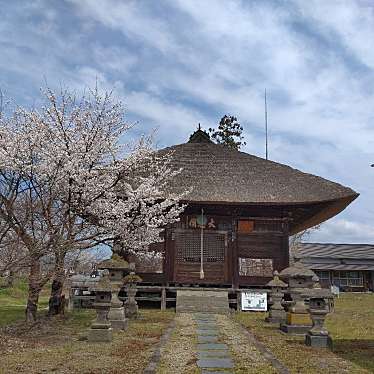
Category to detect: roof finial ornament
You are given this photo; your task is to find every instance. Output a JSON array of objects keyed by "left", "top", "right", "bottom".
[{"left": 188, "top": 123, "right": 212, "bottom": 144}]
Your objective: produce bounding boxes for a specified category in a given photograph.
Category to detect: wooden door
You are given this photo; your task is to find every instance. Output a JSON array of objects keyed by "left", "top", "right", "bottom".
[{"left": 173, "top": 229, "right": 228, "bottom": 284}]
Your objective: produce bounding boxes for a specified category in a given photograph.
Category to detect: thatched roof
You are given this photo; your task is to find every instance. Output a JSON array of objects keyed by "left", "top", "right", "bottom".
[{"left": 158, "top": 130, "right": 358, "bottom": 233}]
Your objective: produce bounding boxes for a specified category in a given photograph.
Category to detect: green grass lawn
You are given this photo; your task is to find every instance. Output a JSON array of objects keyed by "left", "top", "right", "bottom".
[
  {"left": 235, "top": 292, "right": 374, "bottom": 374},
  {"left": 0, "top": 278, "right": 50, "bottom": 326},
  {"left": 327, "top": 293, "right": 374, "bottom": 373}
]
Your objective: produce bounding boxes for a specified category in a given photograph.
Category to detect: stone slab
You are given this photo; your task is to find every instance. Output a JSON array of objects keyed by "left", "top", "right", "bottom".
[
  {"left": 178, "top": 290, "right": 229, "bottom": 298},
  {"left": 110, "top": 319, "right": 128, "bottom": 330},
  {"left": 196, "top": 324, "right": 217, "bottom": 329},
  {"left": 305, "top": 333, "right": 333, "bottom": 349},
  {"left": 197, "top": 329, "right": 219, "bottom": 336},
  {"left": 194, "top": 313, "right": 216, "bottom": 317},
  {"left": 197, "top": 358, "right": 234, "bottom": 369},
  {"left": 195, "top": 318, "right": 216, "bottom": 322},
  {"left": 265, "top": 316, "right": 284, "bottom": 324},
  {"left": 197, "top": 343, "right": 228, "bottom": 351},
  {"left": 87, "top": 328, "right": 113, "bottom": 342},
  {"left": 198, "top": 335, "right": 219, "bottom": 343},
  {"left": 198, "top": 350, "right": 230, "bottom": 359},
  {"left": 280, "top": 323, "right": 310, "bottom": 335}
]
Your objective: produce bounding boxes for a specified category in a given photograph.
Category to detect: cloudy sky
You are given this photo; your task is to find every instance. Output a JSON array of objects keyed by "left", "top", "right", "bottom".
[{"left": 1, "top": 0, "right": 374, "bottom": 243}]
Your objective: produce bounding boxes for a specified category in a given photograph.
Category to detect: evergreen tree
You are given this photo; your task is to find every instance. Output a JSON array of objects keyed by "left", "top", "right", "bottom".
[{"left": 209, "top": 115, "right": 246, "bottom": 150}]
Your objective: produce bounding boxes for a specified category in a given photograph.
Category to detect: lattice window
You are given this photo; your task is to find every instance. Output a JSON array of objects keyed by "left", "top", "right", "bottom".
[{"left": 175, "top": 230, "right": 226, "bottom": 263}]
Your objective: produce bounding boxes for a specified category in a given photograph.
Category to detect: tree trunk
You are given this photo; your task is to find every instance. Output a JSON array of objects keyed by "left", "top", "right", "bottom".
[
  {"left": 26, "top": 258, "right": 42, "bottom": 323},
  {"left": 6, "top": 270, "right": 14, "bottom": 288},
  {"left": 48, "top": 254, "right": 66, "bottom": 316}
]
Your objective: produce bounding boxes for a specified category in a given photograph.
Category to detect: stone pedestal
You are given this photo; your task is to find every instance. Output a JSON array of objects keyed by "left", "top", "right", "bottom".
[
  {"left": 278, "top": 262, "right": 319, "bottom": 335},
  {"left": 87, "top": 270, "right": 113, "bottom": 343},
  {"left": 88, "top": 303, "right": 113, "bottom": 343},
  {"left": 108, "top": 287, "right": 127, "bottom": 330},
  {"left": 281, "top": 309, "right": 312, "bottom": 334},
  {"left": 88, "top": 327, "right": 113, "bottom": 342},
  {"left": 304, "top": 292, "right": 333, "bottom": 348},
  {"left": 280, "top": 291, "right": 312, "bottom": 334},
  {"left": 305, "top": 333, "right": 332, "bottom": 348},
  {"left": 124, "top": 283, "right": 139, "bottom": 319},
  {"left": 266, "top": 308, "right": 286, "bottom": 324},
  {"left": 265, "top": 272, "right": 287, "bottom": 324}
]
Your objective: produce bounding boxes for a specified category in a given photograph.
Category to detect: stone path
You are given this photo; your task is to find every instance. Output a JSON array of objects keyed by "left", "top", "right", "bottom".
[
  {"left": 156, "top": 312, "right": 285, "bottom": 373},
  {"left": 194, "top": 313, "right": 234, "bottom": 373}
]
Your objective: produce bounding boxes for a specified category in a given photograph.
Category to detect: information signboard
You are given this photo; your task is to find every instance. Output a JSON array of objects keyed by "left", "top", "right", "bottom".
[{"left": 241, "top": 291, "right": 268, "bottom": 311}]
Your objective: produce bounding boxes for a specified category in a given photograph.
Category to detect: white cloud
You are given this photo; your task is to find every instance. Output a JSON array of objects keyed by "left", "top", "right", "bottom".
[
  {"left": 1, "top": 0, "right": 374, "bottom": 243},
  {"left": 309, "top": 218, "right": 374, "bottom": 244}
]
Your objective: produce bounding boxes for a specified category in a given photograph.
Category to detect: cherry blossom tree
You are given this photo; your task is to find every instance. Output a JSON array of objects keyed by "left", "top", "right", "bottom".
[
  {"left": 0, "top": 87, "right": 185, "bottom": 321},
  {"left": 0, "top": 222, "right": 28, "bottom": 286}
]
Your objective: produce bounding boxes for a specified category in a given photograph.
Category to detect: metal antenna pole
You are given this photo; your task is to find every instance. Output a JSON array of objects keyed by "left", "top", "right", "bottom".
[
  {"left": 265, "top": 88, "right": 268, "bottom": 160},
  {"left": 200, "top": 208, "right": 205, "bottom": 279}
]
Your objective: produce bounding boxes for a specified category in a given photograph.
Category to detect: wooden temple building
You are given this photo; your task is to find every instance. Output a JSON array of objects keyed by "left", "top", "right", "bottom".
[{"left": 134, "top": 129, "right": 358, "bottom": 309}]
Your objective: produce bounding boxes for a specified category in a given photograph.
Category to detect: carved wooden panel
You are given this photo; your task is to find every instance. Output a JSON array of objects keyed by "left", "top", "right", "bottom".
[{"left": 238, "top": 258, "right": 273, "bottom": 277}]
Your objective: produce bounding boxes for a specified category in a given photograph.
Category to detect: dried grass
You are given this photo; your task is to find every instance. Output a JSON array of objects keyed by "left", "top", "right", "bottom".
[
  {"left": 157, "top": 313, "right": 198, "bottom": 374},
  {"left": 0, "top": 309, "right": 174, "bottom": 374},
  {"left": 216, "top": 314, "right": 277, "bottom": 374}
]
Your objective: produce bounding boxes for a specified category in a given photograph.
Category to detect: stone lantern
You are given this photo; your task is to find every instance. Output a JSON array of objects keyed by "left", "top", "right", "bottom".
[
  {"left": 265, "top": 270, "right": 288, "bottom": 324},
  {"left": 304, "top": 287, "right": 334, "bottom": 348},
  {"left": 88, "top": 270, "right": 113, "bottom": 342},
  {"left": 279, "top": 261, "right": 318, "bottom": 334},
  {"left": 98, "top": 254, "right": 130, "bottom": 282},
  {"left": 98, "top": 254, "right": 129, "bottom": 330},
  {"left": 123, "top": 263, "right": 142, "bottom": 319}
]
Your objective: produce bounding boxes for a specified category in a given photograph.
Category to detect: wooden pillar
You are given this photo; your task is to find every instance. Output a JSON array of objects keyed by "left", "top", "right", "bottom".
[
  {"left": 67, "top": 288, "right": 74, "bottom": 311},
  {"left": 164, "top": 228, "right": 173, "bottom": 283},
  {"left": 161, "top": 287, "right": 166, "bottom": 311},
  {"left": 283, "top": 218, "right": 290, "bottom": 269},
  {"left": 233, "top": 221, "right": 239, "bottom": 290},
  {"left": 233, "top": 246, "right": 239, "bottom": 289},
  {"left": 236, "top": 291, "right": 241, "bottom": 311}
]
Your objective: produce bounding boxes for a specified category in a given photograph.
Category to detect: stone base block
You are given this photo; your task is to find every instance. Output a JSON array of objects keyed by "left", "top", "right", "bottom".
[
  {"left": 305, "top": 333, "right": 332, "bottom": 348},
  {"left": 265, "top": 316, "right": 284, "bottom": 324},
  {"left": 91, "top": 322, "right": 111, "bottom": 329},
  {"left": 125, "top": 303, "right": 139, "bottom": 319},
  {"left": 88, "top": 328, "right": 113, "bottom": 342},
  {"left": 280, "top": 323, "right": 311, "bottom": 335},
  {"left": 265, "top": 309, "right": 285, "bottom": 324},
  {"left": 286, "top": 312, "right": 312, "bottom": 326},
  {"left": 110, "top": 319, "right": 128, "bottom": 330}
]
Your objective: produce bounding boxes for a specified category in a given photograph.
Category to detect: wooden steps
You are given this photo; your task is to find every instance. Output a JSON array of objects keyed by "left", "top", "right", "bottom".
[{"left": 176, "top": 290, "right": 229, "bottom": 314}]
